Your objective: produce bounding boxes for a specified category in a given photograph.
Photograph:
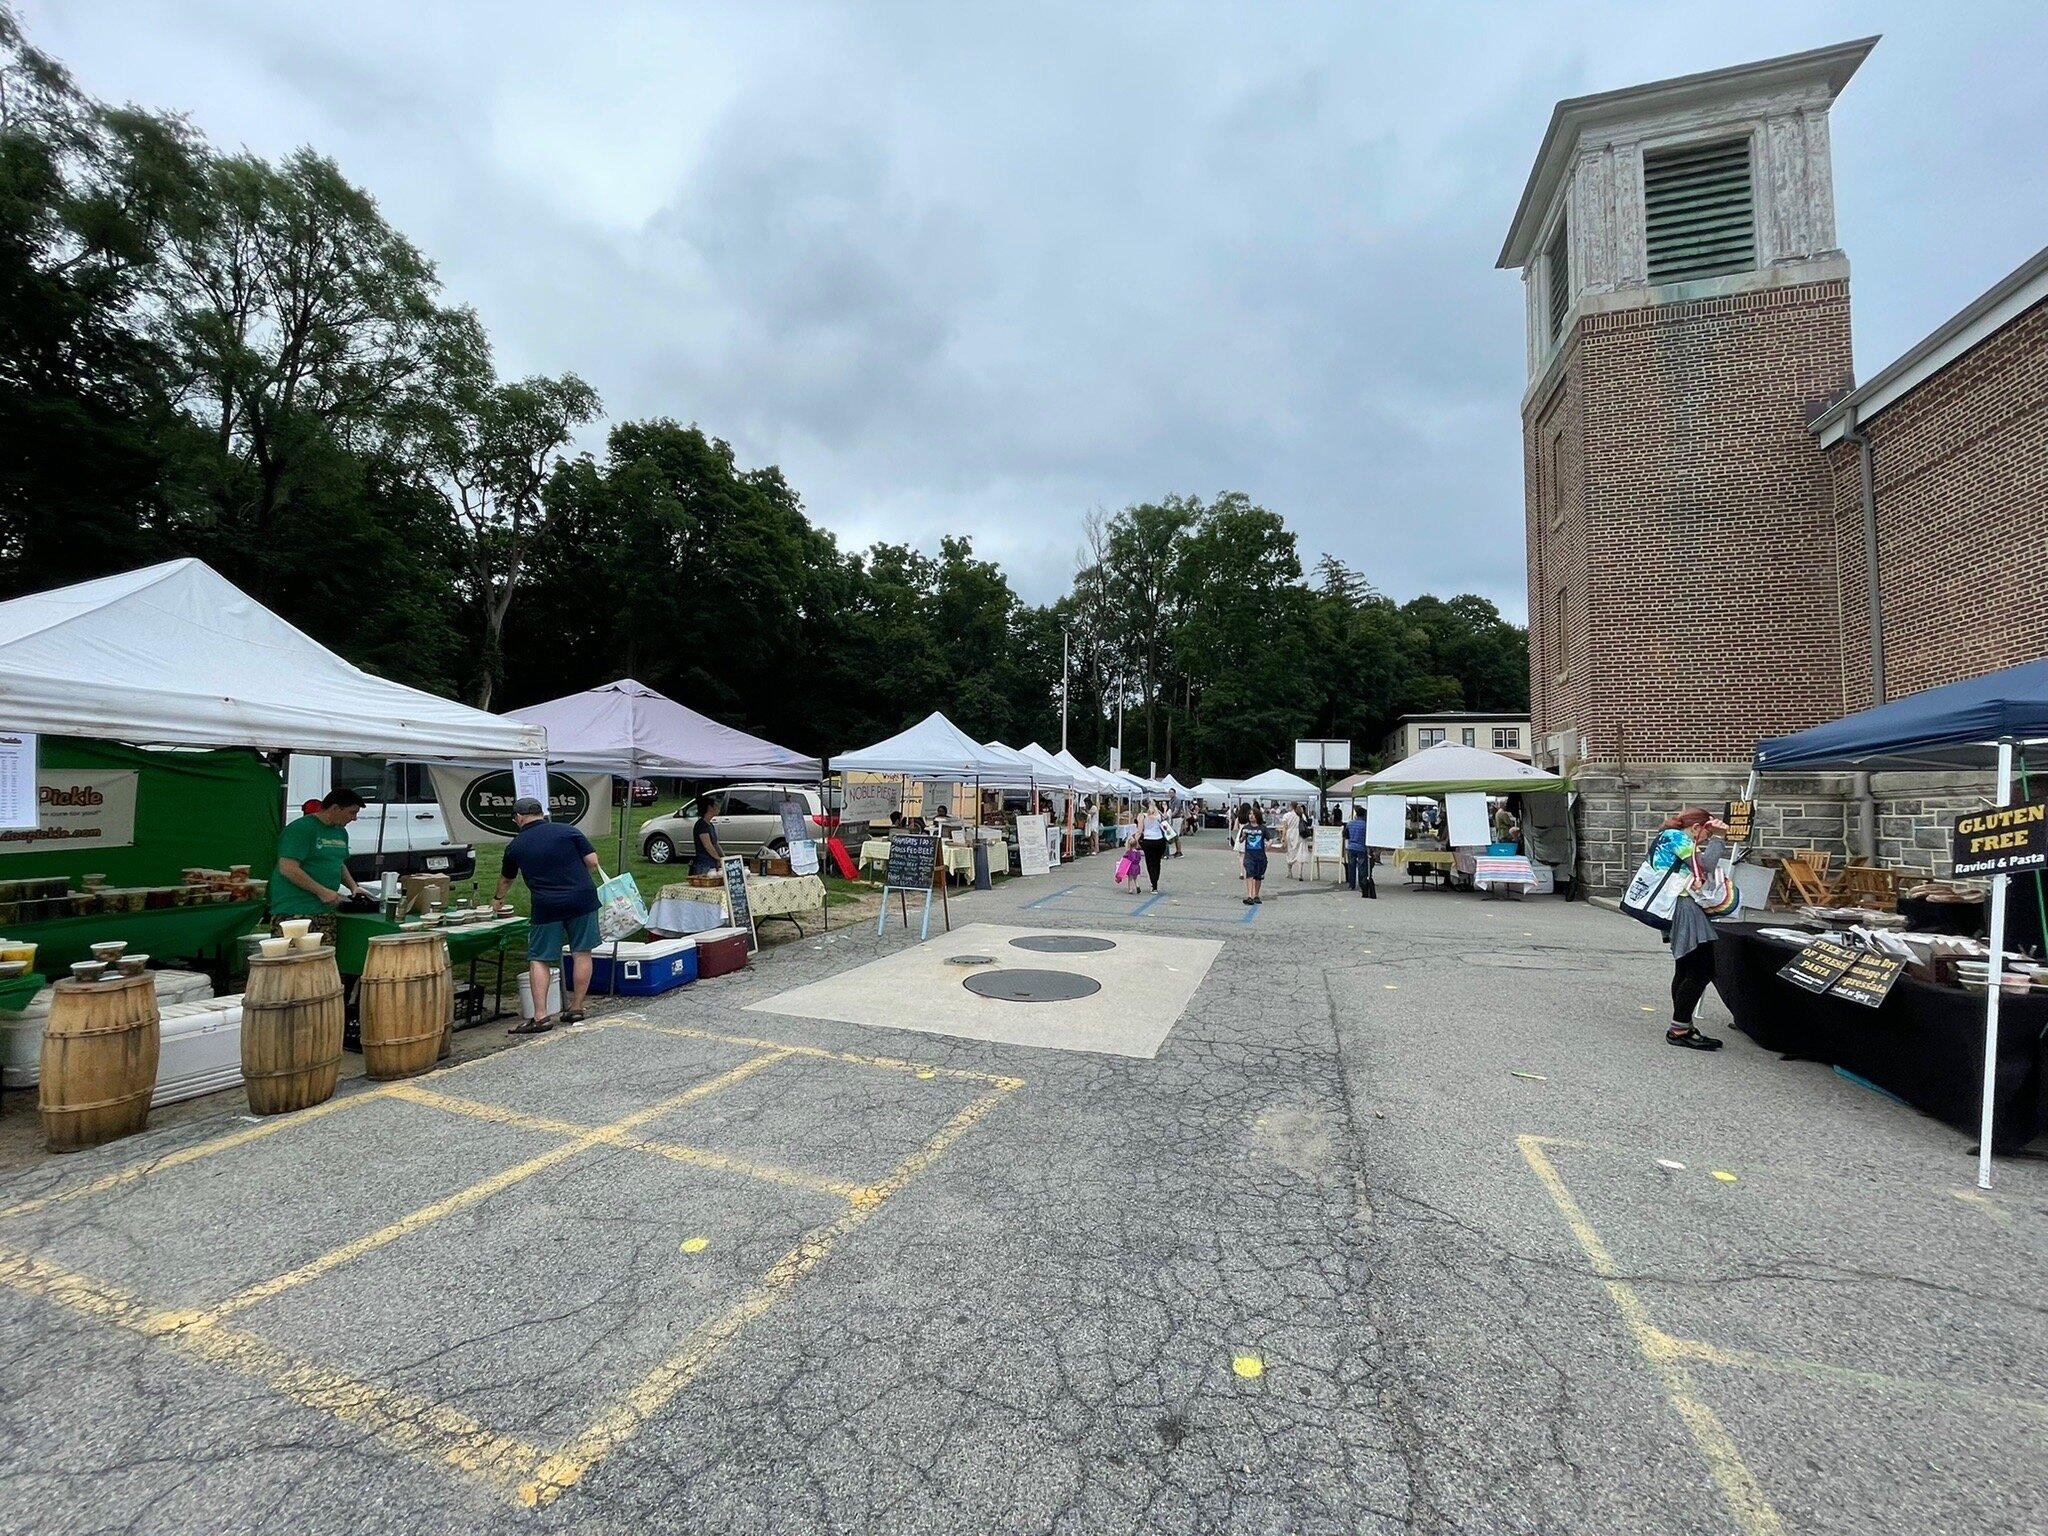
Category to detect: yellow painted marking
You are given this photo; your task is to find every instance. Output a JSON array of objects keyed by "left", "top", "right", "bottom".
[
  {"left": 1711, "top": 1170, "right": 1738, "bottom": 1183},
  {"left": 1651, "top": 1328, "right": 2048, "bottom": 1422},
  {"left": 1383, "top": 983, "right": 1399, "bottom": 991},
  {"left": 0, "top": 1245, "right": 550, "bottom": 1498},
  {"left": 1951, "top": 1188, "right": 2014, "bottom": 1228},
  {"left": 1231, "top": 1354, "right": 1264, "bottom": 1379},
  {"left": 0, "top": 1019, "right": 592, "bottom": 1227},
  {"left": 914, "top": 1068, "right": 937, "bottom": 1080},
  {"left": 612, "top": 1018, "right": 1021, "bottom": 1089},
  {"left": 1640, "top": 1005, "right": 1657, "bottom": 1013},
  {"left": 384, "top": 1082, "right": 864, "bottom": 1201},
  {"left": 679, "top": 1236, "right": 710, "bottom": 1254},
  {"left": 519, "top": 1079, "right": 1023, "bottom": 1508},
  {"left": 1518, "top": 1135, "right": 1785, "bottom": 1536},
  {"left": 193, "top": 1051, "right": 793, "bottom": 1327}
]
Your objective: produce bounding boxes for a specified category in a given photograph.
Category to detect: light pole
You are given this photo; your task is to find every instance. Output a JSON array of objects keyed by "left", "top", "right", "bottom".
[{"left": 1060, "top": 630, "right": 1069, "bottom": 754}]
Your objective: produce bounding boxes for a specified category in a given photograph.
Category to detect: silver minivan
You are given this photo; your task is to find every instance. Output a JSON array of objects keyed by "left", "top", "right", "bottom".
[{"left": 639, "top": 784, "right": 832, "bottom": 865}]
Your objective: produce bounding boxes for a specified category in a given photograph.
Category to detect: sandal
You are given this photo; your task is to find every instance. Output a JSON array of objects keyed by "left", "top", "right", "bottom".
[
  {"left": 1665, "top": 1026, "right": 1723, "bottom": 1051},
  {"left": 560, "top": 1008, "right": 586, "bottom": 1026},
  {"left": 509, "top": 1017, "right": 555, "bottom": 1036}
]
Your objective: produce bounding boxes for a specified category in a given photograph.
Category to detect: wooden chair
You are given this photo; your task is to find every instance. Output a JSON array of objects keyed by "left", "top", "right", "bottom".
[
  {"left": 1828, "top": 864, "right": 1900, "bottom": 911},
  {"left": 1776, "top": 850, "right": 1835, "bottom": 906}
]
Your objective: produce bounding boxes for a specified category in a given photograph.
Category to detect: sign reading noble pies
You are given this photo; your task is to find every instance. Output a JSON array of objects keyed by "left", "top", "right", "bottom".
[{"left": 1951, "top": 799, "right": 2048, "bottom": 878}]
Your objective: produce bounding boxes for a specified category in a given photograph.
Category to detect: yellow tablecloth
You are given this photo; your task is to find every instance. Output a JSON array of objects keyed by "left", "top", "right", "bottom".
[
  {"left": 857, "top": 839, "right": 974, "bottom": 880},
  {"left": 857, "top": 839, "right": 891, "bottom": 873},
  {"left": 655, "top": 874, "right": 826, "bottom": 922}
]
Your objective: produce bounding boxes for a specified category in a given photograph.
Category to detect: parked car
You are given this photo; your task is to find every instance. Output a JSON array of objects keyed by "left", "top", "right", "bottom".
[
  {"left": 285, "top": 755, "right": 477, "bottom": 881},
  {"left": 640, "top": 784, "right": 835, "bottom": 865},
  {"left": 612, "top": 777, "right": 659, "bottom": 807}
]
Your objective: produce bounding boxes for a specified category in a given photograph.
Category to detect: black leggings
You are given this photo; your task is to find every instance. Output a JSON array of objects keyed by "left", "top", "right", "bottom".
[
  {"left": 1671, "top": 944, "right": 1718, "bottom": 1026},
  {"left": 1140, "top": 837, "right": 1166, "bottom": 889}
]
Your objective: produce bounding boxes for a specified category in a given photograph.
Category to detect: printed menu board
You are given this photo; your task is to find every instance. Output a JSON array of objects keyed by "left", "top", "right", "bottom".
[{"left": 1778, "top": 934, "right": 1859, "bottom": 995}]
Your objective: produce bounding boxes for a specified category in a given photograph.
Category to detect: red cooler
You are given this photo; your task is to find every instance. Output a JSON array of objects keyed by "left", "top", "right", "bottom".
[{"left": 693, "top": 927, "right": 751, "bottom": 979}]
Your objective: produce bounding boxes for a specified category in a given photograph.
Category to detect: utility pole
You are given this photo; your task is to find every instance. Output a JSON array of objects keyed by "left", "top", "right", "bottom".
[{"left": 1060, "top": 630, "right": 1069, "bottom": 753}]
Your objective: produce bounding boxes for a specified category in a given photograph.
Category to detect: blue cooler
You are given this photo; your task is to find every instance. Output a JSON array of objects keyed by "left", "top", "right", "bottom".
[{"left": 591, "top": 937, "right": 698, "bottom": 995}]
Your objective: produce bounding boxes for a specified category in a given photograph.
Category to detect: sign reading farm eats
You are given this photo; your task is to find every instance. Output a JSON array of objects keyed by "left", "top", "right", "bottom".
[{"left": 1951, "top": 800, "right": 2048, "bottom": 878}]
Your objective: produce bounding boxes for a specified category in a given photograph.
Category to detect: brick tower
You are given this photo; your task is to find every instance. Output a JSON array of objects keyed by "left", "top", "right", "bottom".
[{"left": 1498, "top": 39, "right": 1875, "bottom": 889}]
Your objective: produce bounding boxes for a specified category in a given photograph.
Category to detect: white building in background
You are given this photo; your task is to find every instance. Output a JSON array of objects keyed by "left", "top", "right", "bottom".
[{"left": 1382, "top": 712, "right": 1531, "bottom": 763}]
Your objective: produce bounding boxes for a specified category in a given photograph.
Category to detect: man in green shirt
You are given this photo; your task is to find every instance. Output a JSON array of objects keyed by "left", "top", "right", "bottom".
[{"left": 271, "top": 788, "right": 369, "bottom": 923}]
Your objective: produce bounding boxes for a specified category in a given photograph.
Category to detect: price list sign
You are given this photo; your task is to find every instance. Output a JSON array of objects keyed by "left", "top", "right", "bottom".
[
  {"left": 1777, "top": 934, "right": 1859, "bottom": 995},
  {"left": 885, "top": 833, "right": 939, "bottom": 891}
]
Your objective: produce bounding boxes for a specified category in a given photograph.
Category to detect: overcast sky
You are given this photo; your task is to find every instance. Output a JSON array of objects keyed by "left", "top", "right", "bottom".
[{"left": 26, "top": 2, "right": 2047, "bottom": 618}]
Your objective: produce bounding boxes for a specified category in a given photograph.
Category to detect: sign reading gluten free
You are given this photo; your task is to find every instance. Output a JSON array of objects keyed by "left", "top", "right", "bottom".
[{"left": 1951, "top": 799, "right": 2048, "bottom": 878}]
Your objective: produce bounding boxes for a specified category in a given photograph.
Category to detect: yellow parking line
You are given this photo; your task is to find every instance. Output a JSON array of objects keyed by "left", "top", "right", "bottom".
[
  {"left": 387, "top": 1082, "right": 865, "bottom": 1201},
  {"left": 191, "top": 1051, "right": 793, "bottom": 1328},
  {"left": 1517, "top": 1134, "right": 1786, "bottom": 1536},
  {"left": 609, "top": 1018, "right": 1024, "bottom": 1089},
  {"left": 518, "top": 1080, "right": 1021, "bottom": 1508},
  {"left": 1651, "top": 1328, "right": 2048, "bottom": 1422},
  {"left": 0, "top": 1017, "right": 599, "bottom": 1227},
  {"left": 0, "top": 1245, "right": 549, "bottom": 1499}
]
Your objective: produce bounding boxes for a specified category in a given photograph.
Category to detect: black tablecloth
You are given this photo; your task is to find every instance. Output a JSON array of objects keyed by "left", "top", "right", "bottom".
[{"left": 1713, "top": 922, "right": 2048, "bottom": 1151}]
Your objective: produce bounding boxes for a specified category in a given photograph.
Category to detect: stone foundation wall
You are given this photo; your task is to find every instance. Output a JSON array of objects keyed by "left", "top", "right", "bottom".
[{"left": 1570, "top": 762, "right": 1988, "bottom": 895}]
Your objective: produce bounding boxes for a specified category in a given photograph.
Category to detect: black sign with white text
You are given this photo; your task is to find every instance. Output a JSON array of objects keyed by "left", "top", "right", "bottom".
[{"left": 1952, "top": 800, "right": 2048, "bottom": 878}]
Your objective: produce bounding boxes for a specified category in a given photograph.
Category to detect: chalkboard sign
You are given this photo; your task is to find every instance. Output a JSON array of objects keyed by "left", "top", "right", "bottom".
[
  {"left": 1952, "top": 799, "right": 2048, "bottom": 878},
  {"left": 1778, "top": 934, "right": 1858, "bottom": 995},
  {"left": 885, "top": 833, "right": 939, "bottom": 891},
  {"left": 779, "top": 795, "right": 810, "bottom": 848},
  {"left": 1829, "top": 950, "right": 1906, "bottom": 1009},
  {"left": 721, "top": 855, "right": 757, "bottom": 952}
]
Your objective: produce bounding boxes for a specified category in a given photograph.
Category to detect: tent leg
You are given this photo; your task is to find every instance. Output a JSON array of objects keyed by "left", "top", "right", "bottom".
[{"left": 1978, "top": 739, "right": 2014, "bottom": 1190}]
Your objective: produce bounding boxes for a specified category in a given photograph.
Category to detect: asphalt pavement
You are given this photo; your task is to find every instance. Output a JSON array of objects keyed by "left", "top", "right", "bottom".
[{"left": 0, "top": 836, "right": 2040, "bottom": 1535}]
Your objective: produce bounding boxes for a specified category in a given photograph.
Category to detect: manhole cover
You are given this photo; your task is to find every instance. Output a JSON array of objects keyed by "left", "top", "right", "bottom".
[
  {"left": 964, "top": 968, "right": 1103, "bottom": 1003},
  {"left": 1460, "top": 953, "right": 1602, "bottom": 971},
  {"left": 946, "top": 953, "right": 997, "bottom": 966},
  {"left": 1009, "top": 935, "right": 1117, "bottom": 954}
]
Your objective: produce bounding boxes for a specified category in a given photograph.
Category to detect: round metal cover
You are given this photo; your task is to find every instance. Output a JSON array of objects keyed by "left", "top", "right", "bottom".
[
  {"left": 946, "top": 953, "right": 997, "bottom": 966},
  {"left": 964, "top": 968, "right": 1103, "bottom": 1003},
  {"left": 1009, "top": 934, "right": 1117, "bottom": 954}
]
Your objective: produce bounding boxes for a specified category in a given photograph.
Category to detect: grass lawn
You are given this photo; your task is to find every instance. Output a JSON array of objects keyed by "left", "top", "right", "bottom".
[{"left": 465, "top": 799, "right": 875, "bottom": 918}]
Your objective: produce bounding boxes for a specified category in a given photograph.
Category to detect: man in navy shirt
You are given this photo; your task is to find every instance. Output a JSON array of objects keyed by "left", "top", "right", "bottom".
[
  {"left": 1345, "top": 805, "right": 1374, "bottom": 898},
  {"left": 491, "top": 797, "right": 602, "bottom": 1033}
]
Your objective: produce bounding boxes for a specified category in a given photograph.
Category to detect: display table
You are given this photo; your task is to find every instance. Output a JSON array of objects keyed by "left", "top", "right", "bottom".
[
  {"left": 1401, "top": 849, "right": 1455, "bottom": 887},
  {"left": 330, "top": 912, "right": 529, "bottom": 975},
  {"left": 1713, "top": 921, "right": 2048, "bottom": 1152},
  {"left": 651, "top": 874, "right": 827, "bottom": 938},
  {"left": 1472, "top": 855, "right": 1536, "bottom": 894},
  {"left": 857, "top": 839, "right": 891, "bottom": 875},
  {"left": 940, "top": 844, "right": 976, "bottom": 882},
  {"left": 0, "top": 899, "right": 265, "bottom": 977}
]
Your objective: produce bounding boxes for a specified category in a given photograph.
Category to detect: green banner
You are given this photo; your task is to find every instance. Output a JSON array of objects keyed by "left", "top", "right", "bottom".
[{"left": 0, "top": 738, "right": 281, "bottom": 887}]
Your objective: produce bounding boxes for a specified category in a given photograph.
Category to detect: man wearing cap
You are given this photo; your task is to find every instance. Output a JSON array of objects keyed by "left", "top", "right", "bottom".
[{"left": 491, "top": 797, "right": 601, "bottom": 1034}]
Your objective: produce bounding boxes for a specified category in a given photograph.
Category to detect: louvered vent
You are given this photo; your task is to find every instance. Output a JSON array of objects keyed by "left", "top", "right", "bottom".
[
  {"left": 1644, "top": 138, "right": 1755, "bottom": 285},
  {"left": 1545, "top": 216, "right": 1569, "bottom": 337}
]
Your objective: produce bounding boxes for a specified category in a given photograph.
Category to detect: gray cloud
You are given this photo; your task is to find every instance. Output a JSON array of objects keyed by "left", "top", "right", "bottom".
[{"left": 26, "top": 1, "right": 2048, "bottom": 618}]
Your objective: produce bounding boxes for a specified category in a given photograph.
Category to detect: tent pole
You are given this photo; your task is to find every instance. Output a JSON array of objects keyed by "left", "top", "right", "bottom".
[{"left": 1977, "top": 737, "right": 2014, "bottom": 1191}]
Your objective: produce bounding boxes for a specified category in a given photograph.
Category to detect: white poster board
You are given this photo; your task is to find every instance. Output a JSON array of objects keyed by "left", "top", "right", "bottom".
[
  {"left": 0, "top": 768, "right": 138, "bottom": 854},
  {"left": 1312, "top": 825, "right": 1341, "bottom": 865},
  {"left": 841, "top": 779, "right": 901, "bottom": 824},
  {"left": 788, "top": 837, "right": 820, "bottom": 876},
  {"left": 1445, "top": 792, "right": 1489, "bottom": 848},
  {"left": 925, "top": 782, "right": 961, "bottom": 818},
  {"left": 1293, "top": 739, "right": 1352, "bottom": 772},
  {"left": 512, "top": 757, "right": 549, "bottom": 811},
  {"left": 1015, "top": 814, "right": 1050, "bottom": 876},
  {"left": 0, "top": 733, "right": 37, "bottom": 830},
  {"left": 1365, "top": 795, "right": 1406, "bottom": 851}
]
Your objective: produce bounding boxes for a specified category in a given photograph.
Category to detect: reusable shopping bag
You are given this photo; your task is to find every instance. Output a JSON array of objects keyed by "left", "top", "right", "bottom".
[{"left": 594, "top": 867, "right": 649, "bottom": 942}]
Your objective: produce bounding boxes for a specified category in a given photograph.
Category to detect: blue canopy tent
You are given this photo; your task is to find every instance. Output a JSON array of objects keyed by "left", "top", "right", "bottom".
[{"left": 1751, "top": 656, "right": 2048, "bottom": 1188}]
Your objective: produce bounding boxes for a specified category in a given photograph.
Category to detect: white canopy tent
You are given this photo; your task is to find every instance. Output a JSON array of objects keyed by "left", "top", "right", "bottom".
[
  {"left": 832, "top": 712, "right": 1016, "bottom": 780},
  {"left": 0, "top": 559, "right": 545, "bottom": 759},
  {"left": 1020, "top": 741, "right": 1083, "bottom": 788},
  {"left": 1235, "top": 767, "right": 1322, "bottom": 801},
  {"left": 1189, "top": 778, "right": 1245, "bottom": 805},
  {"left": 982, "top": 739, "right": 1074, "bottom": 790},
  {"left": 1054, "top": 749, "right": 1122, "bottom": 795},
  {"left": 1350, "top": 741, "right": 1575, "bottom": 873},
  {"left": 508, "top": 678, "right": 818, "bottom": 779}
]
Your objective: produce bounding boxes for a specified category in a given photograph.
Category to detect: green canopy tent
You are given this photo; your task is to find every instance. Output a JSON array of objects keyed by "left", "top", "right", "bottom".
[{"left": 1350, "top": 741, "right": 1576, "bottom": 880}]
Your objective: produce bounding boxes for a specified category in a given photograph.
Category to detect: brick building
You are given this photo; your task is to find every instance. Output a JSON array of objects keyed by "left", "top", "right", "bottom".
[{"left": 1498, "top": 39, "right": 2048, "bottom": 890}]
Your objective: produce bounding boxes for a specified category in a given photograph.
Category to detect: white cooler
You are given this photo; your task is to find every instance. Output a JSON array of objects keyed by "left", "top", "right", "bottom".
[
  {"left": 153, "top": 996, "right": 245, "bottom": 1107},
  {"left": 1, "top": 967, "right": 215, "bottom": 1088}
]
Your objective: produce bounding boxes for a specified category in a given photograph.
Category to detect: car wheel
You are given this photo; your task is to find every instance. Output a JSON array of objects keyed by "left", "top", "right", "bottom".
[{"left": 646, "top": 833, "right": 675, "bottom": 864}]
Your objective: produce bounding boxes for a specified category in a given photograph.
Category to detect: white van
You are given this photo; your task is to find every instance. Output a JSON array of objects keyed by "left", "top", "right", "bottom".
[{"left": 284, "top": 756, "right": 477, "bottom": 880}]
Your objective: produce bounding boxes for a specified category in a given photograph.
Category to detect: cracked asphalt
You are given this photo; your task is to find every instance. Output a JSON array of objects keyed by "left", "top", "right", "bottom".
[{"left": 0, "top": 837, "right": 2042, "bottom": 1535}]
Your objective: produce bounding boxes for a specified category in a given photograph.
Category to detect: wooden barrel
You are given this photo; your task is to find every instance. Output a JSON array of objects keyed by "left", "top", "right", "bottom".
[
  {"left": 40, "top": 973, "right": 160, "bottom": 1153},
  {"left": 437, "top": 964, "right": 455, "bottom": 1062},
  {"left": 242, "top": 947, "right": 345, "bottom": 1114},
  {"left": 360, "top": 932, "right": 451, "bottom": 1081}
]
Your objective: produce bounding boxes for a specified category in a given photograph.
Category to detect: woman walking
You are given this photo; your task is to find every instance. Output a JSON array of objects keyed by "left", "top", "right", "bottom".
[
  {"left": 1287, "top": 802, "right": 1313, "bottom": 880},
  {"left": 1240, "top": 803, "right": 1269, "bottom": 905},
  {"left": 1662, "top": 808, "right": 1732, "bottom": 1050},
  {"left": 1138, "top": 800, "right": 1170, "bottom": 893}
]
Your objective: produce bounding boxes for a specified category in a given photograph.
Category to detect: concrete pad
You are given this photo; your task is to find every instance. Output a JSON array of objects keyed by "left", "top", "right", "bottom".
[{"left": 746, "top": 923, "right": 1223, "bottom": 1058}]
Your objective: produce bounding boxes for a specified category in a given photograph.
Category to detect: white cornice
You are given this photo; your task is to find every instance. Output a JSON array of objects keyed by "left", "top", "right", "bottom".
[{"left": 1499, "top": 37, "right": 1878, "bottom": 271}]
